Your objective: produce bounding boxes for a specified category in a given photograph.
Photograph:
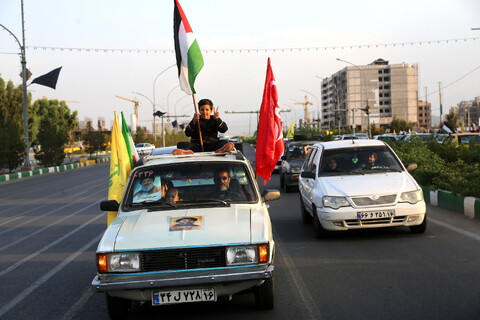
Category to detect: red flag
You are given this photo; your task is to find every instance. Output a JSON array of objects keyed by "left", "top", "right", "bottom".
[{"left": 256, "top": 58, "right": 284, "bottom": 185}]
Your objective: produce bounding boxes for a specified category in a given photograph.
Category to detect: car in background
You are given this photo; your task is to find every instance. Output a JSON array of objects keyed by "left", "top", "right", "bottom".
[
  {"left": 447, "top": 133, "right": 480, "bottom": 146},
  {"left": 135, "top": 146, "right": 177, "bottom": 166},
  {"left": 373, "top": 134, "right": 399, "bottom": 142},
  {"left": 93, "top": 151, "right": 280, "bottom": 317},
  {"left": 135, "top": 142, "right": 155, "bottom": 155},
  {"left": 279, "top": 140, "right": 317, "bottom": 192},
  {"left": 298, "top": 139, "right": 426, "bottom": 239}
]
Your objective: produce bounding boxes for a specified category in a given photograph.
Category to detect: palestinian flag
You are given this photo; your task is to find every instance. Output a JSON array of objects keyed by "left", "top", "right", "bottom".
[{"left": 174, "top": 0, "right": 204, "bottom": 95}]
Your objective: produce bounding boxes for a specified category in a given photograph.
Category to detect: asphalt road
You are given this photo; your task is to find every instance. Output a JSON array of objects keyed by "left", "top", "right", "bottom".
[{"left": 1, "top": 145, "right": 479, "bottom": 319}]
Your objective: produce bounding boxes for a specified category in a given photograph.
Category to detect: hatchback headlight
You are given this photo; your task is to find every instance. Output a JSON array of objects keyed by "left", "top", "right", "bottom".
[
  {"left": 399, "top": 190, "right": 423, "bottom": 204},
  {"left": 323, "top": 196, "right": 350, "bottom": 209},
  {"left": 97, "top": 252, "right": 140, "bottom": 273},
  {"left": 291, "top": 166, "right": 301, "bottom": 174},
  {"left": 226, "top": 244, "right": 269, "bottom": 266}
]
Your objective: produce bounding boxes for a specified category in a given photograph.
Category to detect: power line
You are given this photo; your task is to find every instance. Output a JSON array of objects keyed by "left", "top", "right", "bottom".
[{"left": 13, "top": 36, "right": 478, "bottom": 55}]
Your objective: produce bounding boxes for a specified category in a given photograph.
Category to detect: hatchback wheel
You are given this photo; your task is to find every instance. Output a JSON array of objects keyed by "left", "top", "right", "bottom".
[
  {"left": 254, "top": 277, "right": 274, "bottom": 310},
  {"left": 313, "top": 207, "right": 330, "bottom": 239},
  {"left": 300, "top": 195, "right": 312, "bottom": 224},
  {"left": 106, "top": 294, "right": 131, "bottom": 319}
]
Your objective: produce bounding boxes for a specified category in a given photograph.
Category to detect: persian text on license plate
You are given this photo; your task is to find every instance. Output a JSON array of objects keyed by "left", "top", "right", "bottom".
[
  {"left": 152, "top": 288, "right": 216, "bottom": 305},
  {"left": 357, "top": 210, "right": 395, "bottom": 220}
]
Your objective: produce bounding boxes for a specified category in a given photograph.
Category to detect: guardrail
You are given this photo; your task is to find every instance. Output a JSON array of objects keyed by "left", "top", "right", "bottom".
[{"left": 421, "top": 186, "right": 480, "bottom": 220}]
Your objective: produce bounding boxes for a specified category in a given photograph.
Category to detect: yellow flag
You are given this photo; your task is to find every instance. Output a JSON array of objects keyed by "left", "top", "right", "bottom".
[
  {"left": 286, "top": 120, "right": 295, "bottom": 139},
  {"left": 107, "top": 112, "right": 133, "bottom": 225}
]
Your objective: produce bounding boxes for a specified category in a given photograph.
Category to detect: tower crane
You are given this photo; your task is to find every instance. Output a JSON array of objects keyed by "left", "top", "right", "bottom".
[
  {"left": 294, "top": 95, "right": 313, "bottom": 128},
  {"left": 115, "top": 95, "right": 140, "bottom": 122}
]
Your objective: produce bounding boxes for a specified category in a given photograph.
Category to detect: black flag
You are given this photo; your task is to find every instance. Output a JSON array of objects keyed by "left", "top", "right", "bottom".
[
  {"left": 171, "top": 120, "right": 178, "bottom": 128},
  {"left": 30, "top": 67, "right": 62, "bottom": 89}
]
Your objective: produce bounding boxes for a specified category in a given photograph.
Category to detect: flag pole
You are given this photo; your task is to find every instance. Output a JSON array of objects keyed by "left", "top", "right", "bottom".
[{"left": 191, "top": 94, "right": 204, "bottom": 151}]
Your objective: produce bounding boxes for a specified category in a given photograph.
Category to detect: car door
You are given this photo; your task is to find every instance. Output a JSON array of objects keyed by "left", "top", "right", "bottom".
[{"left": 299, "top": 147, "right": 319, "bottom": 210}]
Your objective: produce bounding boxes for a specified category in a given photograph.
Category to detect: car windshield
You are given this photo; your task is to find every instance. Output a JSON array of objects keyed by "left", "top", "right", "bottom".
[
  {"left": 123, "top": 162, "right": 257, "bottom": 210},
  {"left": 319, "top": 146, "right": 404, "bottom": 176}
]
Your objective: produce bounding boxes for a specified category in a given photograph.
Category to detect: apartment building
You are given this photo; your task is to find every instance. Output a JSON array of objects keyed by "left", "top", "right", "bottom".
[{"left": 321, "top": 58, "right": 421, "bottom": 131}]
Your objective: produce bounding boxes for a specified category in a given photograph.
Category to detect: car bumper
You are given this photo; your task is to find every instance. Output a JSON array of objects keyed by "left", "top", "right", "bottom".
[
  {"left": 92, "top": 265, "right": 274, "bottom": 293},
  {"left": 316, "top": 202, "right": 426, "bottom": 231},
  {"left": 284, "top": 173, "right": 300, "bottom": 186}
]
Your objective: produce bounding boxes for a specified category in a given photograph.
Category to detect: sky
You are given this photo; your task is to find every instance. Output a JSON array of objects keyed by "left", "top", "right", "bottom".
[{"left": 1, "top": 0, "right": 479, "bottom": 138}]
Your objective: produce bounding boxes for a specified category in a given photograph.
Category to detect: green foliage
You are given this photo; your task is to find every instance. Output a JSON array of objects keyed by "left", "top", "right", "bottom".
[
  {"left": 82, "top": 123, "right": 107, "bottom": 158},
  {"left": 34, "top": 115, "right": 69, "bottom": 167},
  {"left": 445, "top": 110, "right": 460, "bottom": 132},
  {"left": 390, "top": 139, "right": 480, "bottom": 198},
  {"left": 0, "top": 121, "right": 25, "bottom": 172},
  {"left": 390, "top": 116, "right": 413, "bottom": 133}
]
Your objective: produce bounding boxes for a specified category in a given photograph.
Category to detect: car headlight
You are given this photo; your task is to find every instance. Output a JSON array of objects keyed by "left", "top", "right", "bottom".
[
  {"left": 322, "top": 196, "right": 350, "bottom": 209},
  {"left": 226, "top": 244, "right": 269, "bottom": 266},
  {"left": 291, "top": 166, "right": 301, "bottom": 174},
  {"left": 399, "top": 189, "right": 423, "bottom": 204},
  {"left": 97, "top": 252, "right": 140, "bottom": 273}
]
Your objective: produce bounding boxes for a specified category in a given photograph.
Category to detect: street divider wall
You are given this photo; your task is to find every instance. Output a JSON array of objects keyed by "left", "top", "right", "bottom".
[
  {"left": 0, "top": 157, "right": 110, "bottom": 182},
  {"left": 421, "top": 186, "right": 480, "bottom": 220}
]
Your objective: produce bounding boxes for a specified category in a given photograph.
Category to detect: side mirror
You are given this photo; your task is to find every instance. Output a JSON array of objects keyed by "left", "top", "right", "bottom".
[
  {"left": 301, "top": 171, "right": 315, "bottom": 179},
  {"left": 100, "top": 200, "right": 120, "bottom": 212},
  {"left": 261, "top": 189, "right": 281, "bottom": 202},
  {"left": 405, "top": 163, "right": 418, "bottom": 172}
]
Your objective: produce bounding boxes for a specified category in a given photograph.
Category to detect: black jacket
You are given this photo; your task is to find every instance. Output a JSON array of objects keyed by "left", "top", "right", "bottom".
[{"left": 185, "top": 117, "right": 228, "bottom": 143}]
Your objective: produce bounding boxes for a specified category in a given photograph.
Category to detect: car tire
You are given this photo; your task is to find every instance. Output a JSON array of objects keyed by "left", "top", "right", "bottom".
[
  {"left": 106, "top": 294, "right": 131, "bottom": 319},
  {"left": 254, "top": 277, "right": 274, "bottom": 310},
  {"left": 410, "top": 215, "right": 427, "bottom": 234},
  {"left": 283, "top": 175, "right": 291, "bottom": 193},
  {"left": 300, "top": 195, "right": 312, "bottom": 224},
  {"left": 313, "top": 206, "right": 330, "bottom": 239}
]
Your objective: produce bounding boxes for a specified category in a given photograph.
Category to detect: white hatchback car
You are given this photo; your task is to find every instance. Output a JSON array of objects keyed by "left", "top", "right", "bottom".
[
  {"left": 135, "top": 142, "right": 155, "bottom": 155},
  {"left": 92, "top": 151, "right": 279, "bottom": 318},
  {"left": 299, "top": 140, "right": 426, "bottom": 238}
]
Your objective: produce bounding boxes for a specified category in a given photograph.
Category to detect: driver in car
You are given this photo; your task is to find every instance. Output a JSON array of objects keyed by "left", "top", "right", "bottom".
[{"left": 209, "top": 169, "right": 243, "bottom": 201}]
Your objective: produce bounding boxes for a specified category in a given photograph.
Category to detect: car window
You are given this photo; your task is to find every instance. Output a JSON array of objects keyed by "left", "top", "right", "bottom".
[
  {"left": 123, "top": 162, "right": 257, "bottom": 210},
  {"left": 302, "top": 148, "right": 318, "bottom": 173},
  {"left": 319, "top": 146, "right": 403, "bottom": 176},
  {"left": 287, "top": 145, "right": 311, "bottom": 160}
]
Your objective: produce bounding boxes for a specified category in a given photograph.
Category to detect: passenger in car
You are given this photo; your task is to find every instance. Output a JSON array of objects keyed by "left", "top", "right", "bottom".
[
  {"left": 160, "top": 180, "right": 174, "bottom": 198},
  {"left": 363, "top": 152, "right": 381, "bottom": 169},
  {"left": 164, "top": 187, "right": 180, "bottom": 204},
  {"left": 210, "top": 169, "right": 243, "bottom": 200},
  {"left": 173, "top": 98, "right": 234, "bottom": 154}
]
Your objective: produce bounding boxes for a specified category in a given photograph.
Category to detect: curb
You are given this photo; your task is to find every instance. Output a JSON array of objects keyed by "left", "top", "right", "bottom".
[
  {"left": 422, "top": 186, "right": 480, "bottom": 220},
  {"left": 0, "top": 157, "right": 110, "bottom": 182}
]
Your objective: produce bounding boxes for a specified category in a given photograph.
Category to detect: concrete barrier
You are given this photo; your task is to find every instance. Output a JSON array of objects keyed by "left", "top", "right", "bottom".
[
  {"left": 422, "top": 186, "right": 480, "bottom": 221},
  {"left": 0, "top": 158, "right": 109, "bottom": 182}
]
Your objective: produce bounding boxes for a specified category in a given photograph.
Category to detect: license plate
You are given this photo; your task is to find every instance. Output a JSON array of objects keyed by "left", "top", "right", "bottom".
[
  {"left": 357, "top": 210, "right": 395, "bottom": 220},
  {"left": 152, "top": 288, "right": 216, "bottom": 305}
]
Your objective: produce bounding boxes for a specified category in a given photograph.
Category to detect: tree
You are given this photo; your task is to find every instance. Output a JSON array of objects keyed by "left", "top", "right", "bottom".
[
  {"left": 391, "top": 116, "right": 413, "bottom": 133},
  {"left": 445, "top": 110, "right": 460, "bottom": 132},
  {"left": 82, "top": 123, "right": 107, "bottom": 158},
  {"left": 0, "top": 121, "right": 24, "bottom": 172},
  {"left": 35, "top": 114, "right": 69, "bottom": 167}
]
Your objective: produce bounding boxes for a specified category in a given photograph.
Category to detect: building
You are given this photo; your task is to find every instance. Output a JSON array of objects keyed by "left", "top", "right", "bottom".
[
  {"left": 321, "top": 58, "right": 420, "bottom": 132},
  {"left": 417, "top": 100, "right": 432, "bottom": 131},
  {"left": 456, "top": 97, "right": 480, "bottom": 130}
]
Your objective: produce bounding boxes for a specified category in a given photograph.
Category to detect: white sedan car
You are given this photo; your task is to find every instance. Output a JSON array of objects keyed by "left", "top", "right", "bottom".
[
  {"left": 299, "top": 140, "right": 426, "bottom": 238},
  {"left": 135, "top": 142, "right": 155, "bottom": 155}
]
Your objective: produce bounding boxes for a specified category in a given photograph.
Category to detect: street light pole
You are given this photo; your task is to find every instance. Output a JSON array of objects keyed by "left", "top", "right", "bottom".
[
  {"left": 0, "top": 1, "right": 30, "bottom": 167},
  {"left": 152, "top": 63, "right": 176, "bottom": 146}
]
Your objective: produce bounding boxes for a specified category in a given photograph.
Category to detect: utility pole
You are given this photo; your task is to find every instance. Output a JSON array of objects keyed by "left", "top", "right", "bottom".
[{"left": 438, "top": 82, "right": 443, "bottom": 123}]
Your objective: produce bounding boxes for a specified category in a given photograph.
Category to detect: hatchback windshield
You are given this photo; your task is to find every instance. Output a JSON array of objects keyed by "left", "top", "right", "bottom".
[
  {"left": 319, "top": 146, "right": 403, "bottom": 176},
  {"left": 123, "top": 162, "right": 257, "bottom": 209}
]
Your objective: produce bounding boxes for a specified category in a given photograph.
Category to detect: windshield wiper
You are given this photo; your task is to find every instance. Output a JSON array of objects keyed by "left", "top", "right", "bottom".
[{"left": 185, "top": 199, "right": 229, "bottom": 206}]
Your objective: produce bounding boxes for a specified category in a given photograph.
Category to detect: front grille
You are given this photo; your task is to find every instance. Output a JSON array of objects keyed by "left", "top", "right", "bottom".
[
  {"left": 141, "top": 247, "right": 226, "bottom": 272},
  {"left": 344, "top": 216, "right": 407, "bottom": 226},
  {"left": 351, "top": 194, "right": 397, "bottom": 206}
]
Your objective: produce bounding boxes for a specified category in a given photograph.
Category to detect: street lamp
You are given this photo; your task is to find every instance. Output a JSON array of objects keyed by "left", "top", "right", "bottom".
[
  {"left": 336, "top": 58, "right": 372, "bottom": 138},
  {"left": 0, "top": 1, "right": 30, "bottom": 167},
  {"left": 300, "top": 89, "right": 319, "bottom": 129},
  {"left": 152, "top": 63, "right": 176, "bottom": 146}
]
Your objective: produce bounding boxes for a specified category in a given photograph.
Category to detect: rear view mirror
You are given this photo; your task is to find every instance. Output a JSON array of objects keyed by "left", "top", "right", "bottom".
[
  {"left": 301, "top": 171, "right": 315, "bottom": 179},
  {"left": 405, "top": 163, "right": 418, "bottom": 172},
  {"left": 261, "top": 189, "right": 281, "bottom": 202},
  {"left": 100, "top": 200, "right": 120, "bottom": 212}
]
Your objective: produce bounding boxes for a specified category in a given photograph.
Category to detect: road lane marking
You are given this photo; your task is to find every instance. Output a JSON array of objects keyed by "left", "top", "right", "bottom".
[
  {"left": 0, "top": 213, "right": 104, "bottom": 278},
  {"left": 0, "top": 232, "right": 103, "bottom": 318},
  {"left": 56, "top": 285, "right": 95, "bottom": 320},
  {"left": 273, "top": 227, "right": 324, "bottom": 320},
  {"left": 0, "top": 193, "right": 103, "bottom": 252},
  {"left": 429, "top": 216, "right": 480, "bottom": 241}
]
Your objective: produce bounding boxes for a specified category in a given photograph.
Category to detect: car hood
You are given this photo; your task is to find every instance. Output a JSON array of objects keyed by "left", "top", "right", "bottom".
[
  {"left": 321, "top": 172, "right": 418, "bottom": 196},
  {"left": 113, "top": 206, "right": 252, "bottom": 250}
]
